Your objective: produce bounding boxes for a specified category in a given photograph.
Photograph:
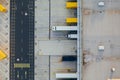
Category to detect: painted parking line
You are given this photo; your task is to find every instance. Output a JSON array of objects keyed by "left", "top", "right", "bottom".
[{"left": 10, "top": 0, "right": 34, "bottom": 80}]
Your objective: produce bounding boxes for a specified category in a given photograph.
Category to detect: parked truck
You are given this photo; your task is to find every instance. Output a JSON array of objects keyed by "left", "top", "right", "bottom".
[
  {"left": 67, "top": 34, "right": 77, "bottom": 39},
  {"left": 52, "top": 26, "right": 77, "bottom": 31}
]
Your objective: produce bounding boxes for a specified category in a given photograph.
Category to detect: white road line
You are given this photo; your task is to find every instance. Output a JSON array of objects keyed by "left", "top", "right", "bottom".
[
  {"left": 22, "top": 2, "right": 23, "bottom": 6},
  {"left": 21, "top": 20, "right": 23, "bottom": 24}
]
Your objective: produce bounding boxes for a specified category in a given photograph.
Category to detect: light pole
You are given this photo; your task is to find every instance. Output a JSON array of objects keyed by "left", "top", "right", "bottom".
[{"left": 110, "top": 68, "right": 116, "bottom": 80}]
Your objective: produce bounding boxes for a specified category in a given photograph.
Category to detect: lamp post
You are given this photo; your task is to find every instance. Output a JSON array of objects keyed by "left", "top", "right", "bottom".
[{"left": 110, "top": 68, "right": 116, "bottom": 80}]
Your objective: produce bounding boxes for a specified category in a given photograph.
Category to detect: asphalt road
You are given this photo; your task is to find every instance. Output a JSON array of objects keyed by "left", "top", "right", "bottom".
[{"left": 10, "top": 0, "right": 34, "bottom": 80}]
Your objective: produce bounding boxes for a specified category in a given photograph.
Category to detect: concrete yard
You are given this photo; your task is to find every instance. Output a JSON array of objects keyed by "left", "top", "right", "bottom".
[
  {"left": 83, "top": 0, "right": 120, "bottom": 80},
  {"left": 35, "top": 0, "right": 77, "bottom": 80}
]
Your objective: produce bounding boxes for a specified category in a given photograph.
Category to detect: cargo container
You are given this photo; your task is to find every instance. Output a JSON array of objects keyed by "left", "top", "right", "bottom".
[
  {"left": 66, "top": 18, "right": 77, "bottom": 24},
  {"left": 66, "top": 2, "right": 77, "bottom": 9},
  {"left": 62, "top": 56, "right": 77, "bottom": 61}
]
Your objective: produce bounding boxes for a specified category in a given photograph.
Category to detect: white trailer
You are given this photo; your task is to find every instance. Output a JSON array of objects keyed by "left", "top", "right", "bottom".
[
  {"left": 67, "top": 34, "right": 77, "bottom": 39},
  {"left": 52, "top": 26, "right": 77, "bottom": 31},
  {"left": 56, "top": 73, "right": 77, "bottom": 79}
]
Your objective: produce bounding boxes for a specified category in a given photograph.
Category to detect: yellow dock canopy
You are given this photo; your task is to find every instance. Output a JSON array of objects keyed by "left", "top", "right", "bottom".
[
  {"left": 0, "top": 50, "right": 7, "bottom": 60},
  {"left": 66, "top": 2, "right": 77, "bottom": 9},
  {"left": 66, "top": 18, "right": 77, "bottom": 24},
  {"left": 0, "top": 4, "right": 7, "bottom": 12}
]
